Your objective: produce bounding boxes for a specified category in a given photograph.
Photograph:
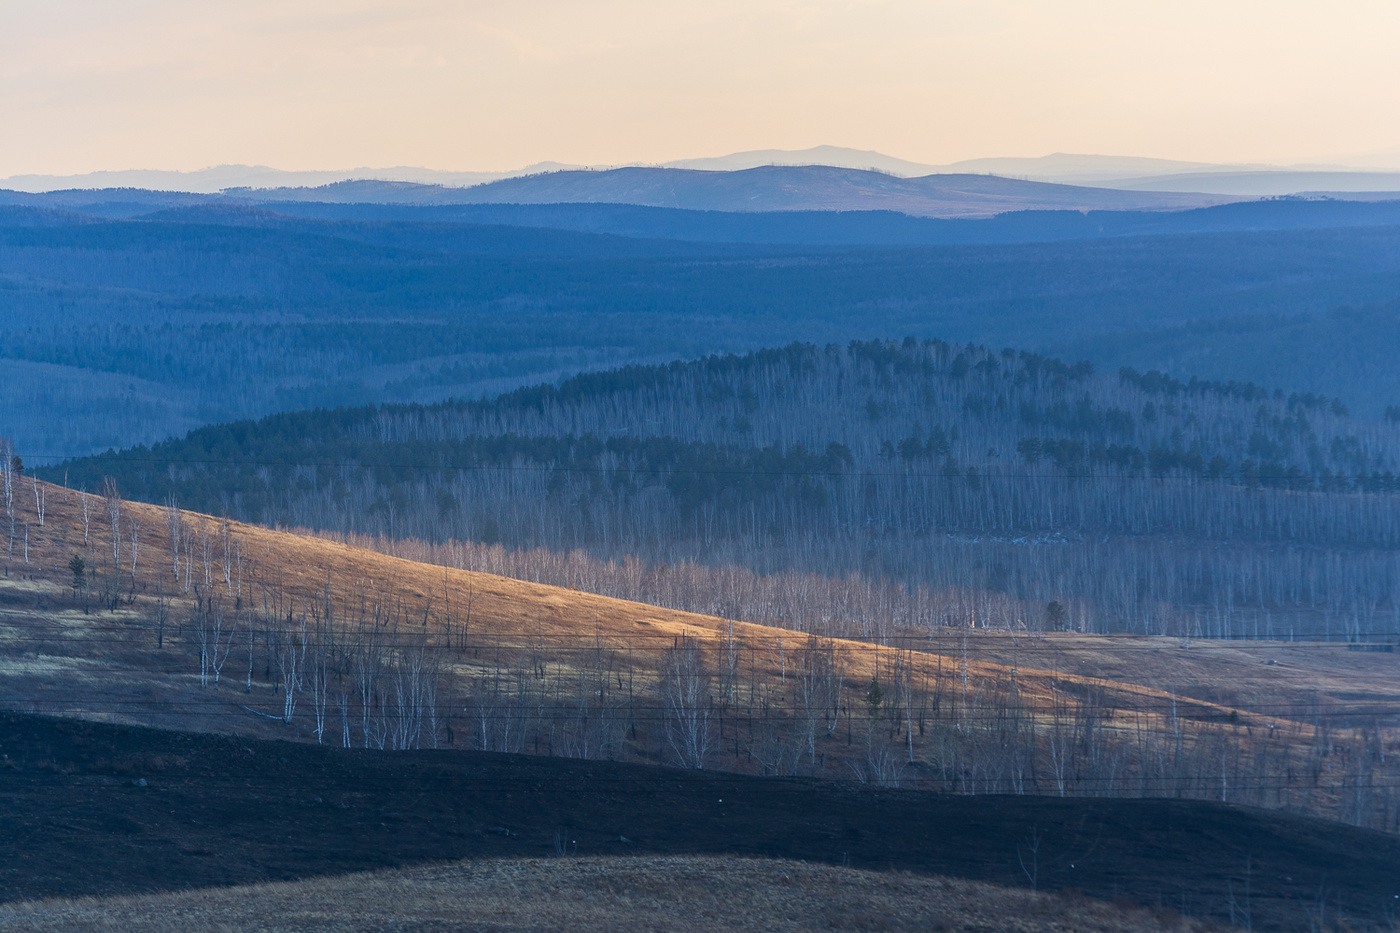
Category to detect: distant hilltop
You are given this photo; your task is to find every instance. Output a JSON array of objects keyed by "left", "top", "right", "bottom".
[
  {"left": 226, "top": 165, "right": 1242, "bottom": 218},
  {"left": 7, "top": 145, "right": 1400, "bottom": 198}
]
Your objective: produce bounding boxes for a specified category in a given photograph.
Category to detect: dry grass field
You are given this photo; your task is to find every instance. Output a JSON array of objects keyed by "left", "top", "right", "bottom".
[
  {"left": 952, "top": 630, "right": 1400, "bottom": 719},
  {"left": 0, "top": 478, "right": 1398, "bottom": 826},
  {"left": 0, "top": 855, "right": 1225, "bottom": 933},
  {"left": 7, "top": 479, "right": 1400, "bottom": 929}
]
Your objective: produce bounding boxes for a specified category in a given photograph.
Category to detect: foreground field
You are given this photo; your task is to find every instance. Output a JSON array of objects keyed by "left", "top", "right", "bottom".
[
  {"left": 2, "top": 713, "right": 1397, "bottom": 931},
  {"left": 0, "top": 855, "right": 1223, "bottom": 933}
]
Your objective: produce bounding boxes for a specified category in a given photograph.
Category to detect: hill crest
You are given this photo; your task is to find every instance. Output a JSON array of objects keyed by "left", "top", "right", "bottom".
[{"left": 234, "top": 165, "right": 1239, "bottom": 217}]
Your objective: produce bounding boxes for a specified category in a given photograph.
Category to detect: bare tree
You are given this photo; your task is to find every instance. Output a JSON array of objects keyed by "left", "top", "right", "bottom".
[
  {"left": 80, "top": 488, "right": 92, "bottom": 548},
  {"left": 271, "top": 608, "right": 309, "bottom": 723},
  {"left": 337, "top": 685, "right": 352, "bottom": 748},
  {"left": 389, "top": 640, "right": 433, "bottom": 751},
  {"left": 219, "top": 517, "right": 235, "bottom": 595},
  {"left": 190, "top": 591, "right": 237, "bottom": 687},
  {"left": 128, "top": 518, "right": 141, "bottom": 600},
  {"left": 208, "top": 598, "right": 236, "bottom": 687},
  {"left": 101, "top": 478, "right": 122, "bottom": 609},
  {"left": 659, "top": 633, "right": 715, "bottom": 769},
  {"left": 102, "top": 477, "right": 121, "bottom": 562},
  {"left": 199, "top": 520, "right": 213, "bottom": 588},
  {"left": 164, "top": 495, "right": 182, "bottom": 582},
  {"left": 30, "top": 476, "right": 44, "bottom": 526},
  {"left": 793, "top": 636, "right": 845, "bottom": 768},
  {"left": 154, "top": 572, "right": 169, "bottom": 649},
  {"left": 1, "top": 439, "right": 15, "bottom": 557},
  {"left": 308, "top": 621, "right": 331, "bottom": 744},
  {"left": 352, "top": 629, "right": 385, "bottom": 748}
]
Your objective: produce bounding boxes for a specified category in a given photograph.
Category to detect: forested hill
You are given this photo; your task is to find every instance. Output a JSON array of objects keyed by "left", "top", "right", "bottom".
[
  {"left": 7, "top": 199, "right": 1400, "bottom": 461},
  {"left": 61, "top": 338, "right": 1398, "bottom": 501},
  {"left": 49, "top": 340, "right": 1400, "bottom": 640}
]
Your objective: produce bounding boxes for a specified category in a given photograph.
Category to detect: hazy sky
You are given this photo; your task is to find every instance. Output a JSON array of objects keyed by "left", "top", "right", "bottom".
[{"left": 3, "top": 0, "right": 1399, "bottom": 175}]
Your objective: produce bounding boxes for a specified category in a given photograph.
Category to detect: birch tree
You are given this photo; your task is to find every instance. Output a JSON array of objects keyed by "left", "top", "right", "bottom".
[{"left": 659, "top": 633, "right": 715, "bottom": 769}]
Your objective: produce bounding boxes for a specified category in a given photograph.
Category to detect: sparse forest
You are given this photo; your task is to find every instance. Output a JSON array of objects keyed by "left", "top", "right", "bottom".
[
  {"left": 6, "top": 477, "right": 1400, "bottom": 841},
  {"left": 51, "top": 339, "right": 1400, "bottom": 641}
]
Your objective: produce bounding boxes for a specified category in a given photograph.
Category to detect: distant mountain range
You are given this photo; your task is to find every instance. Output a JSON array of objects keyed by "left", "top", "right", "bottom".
[
  {"left": 6, "top": 175, "right": 1400, "bottom": 460},
  {"left": 661, "top": 146, "right": 943, "bottom": 176},
  {"left": 7, "top": 145, "right": 1400, "bottom": 198},
  {"left": 1103, "top": 170, "right": 1400, "bottom": 196},
  {"left": 8, "top": 182, "right": 1400, "bottom": 245},
  {"left": 0, "top": 162, "right": 585, "bottom": 195},
  {"left": 225, "top": 166, "right": 1240, "bottom": 218}
]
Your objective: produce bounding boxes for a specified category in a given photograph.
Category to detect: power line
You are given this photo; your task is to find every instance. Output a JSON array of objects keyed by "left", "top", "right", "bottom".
[{"left": 23, "top": 452, "right": 1400, "bottom": 491}]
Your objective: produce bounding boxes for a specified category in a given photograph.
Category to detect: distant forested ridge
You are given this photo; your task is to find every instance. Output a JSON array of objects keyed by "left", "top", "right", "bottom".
[
  {"left": 50, "top": 340, "right": 1400, "bottom": 640},
  {"left": 5, "top": 198, "right": 1400, "bottom": 460}
]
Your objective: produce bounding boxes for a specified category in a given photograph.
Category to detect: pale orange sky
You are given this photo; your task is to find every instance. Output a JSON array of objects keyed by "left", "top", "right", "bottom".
[{"left": 2, "top": 0, "right": 1399, "bottom": 176}]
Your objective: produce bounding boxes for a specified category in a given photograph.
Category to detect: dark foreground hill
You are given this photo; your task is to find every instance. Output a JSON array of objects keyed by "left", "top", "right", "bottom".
[{"left": 1, "top": 713, "right": 1396, "bottom": 931}]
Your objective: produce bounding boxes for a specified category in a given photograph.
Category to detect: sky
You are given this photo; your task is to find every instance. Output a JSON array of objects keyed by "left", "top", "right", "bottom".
[{"left": 3, "top": 0, "right": 1400, "bottom": 176}]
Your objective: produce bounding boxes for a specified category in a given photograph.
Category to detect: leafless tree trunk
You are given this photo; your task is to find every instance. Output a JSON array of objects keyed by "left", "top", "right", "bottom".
[
  {"left": 191, "top": 592, "right": 212, "bottom": 687},
  {"left": 191, "top": 591, "right": 236, "bottom": 688},
  {"left": 211, "top": 609, "right": 236, "bottom": 687},
  {"left": 154, "top": 572, "right": 169, "bottom": 650},
  {"left": 165, "top": 495, "right": 181, "bottom": 582},
  {"left": 102, "top": 477, "right": 121, "bottom": 563},
  {"left": 200, "top": 520, "right": 213, "bottom": 588},
  {"left": 272, "top": 609, "right": 308, "bottom": 723},
  {"left": 30, "top": 476, "right": 44, "bottom": 526},
  {"left": 2, "top": 441, "right": 15, "bottom": 558},
  {"left": 308, "top": 622, "right": 330, "bottom": 744},
  {"left": 245, "top": 607, "right": 257, "bottom": 691},
  {"left": 659, "top": 633, "right": 715, "bottom": 769},
  {"left": 353, "top": 631, "right": 383, "bottom": 748},
  {"left": 129, "top": 518, "right": 140, "bottom": 578},
  {"left": 337, "top": 687, "right": 351, "bottom": 747},
  {"left": 220, "top": 517, "right": 234, "bottom": 595},
  {"left": 99, "top": 478, "right": 123, "bottom": 610}
]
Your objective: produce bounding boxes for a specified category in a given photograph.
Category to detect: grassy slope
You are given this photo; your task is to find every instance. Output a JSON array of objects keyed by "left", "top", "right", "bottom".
[
  {"left": 0, "top": 856, "right": 1221, "bottom": 933},
  {"left": 1, "top": 480, "right": 1394, "bottom": 806},
  {"left": 0, "top": 481, "right": 1325, "bottom": 738}
]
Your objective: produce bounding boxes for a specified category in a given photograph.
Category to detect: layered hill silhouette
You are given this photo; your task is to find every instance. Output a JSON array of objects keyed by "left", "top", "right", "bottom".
[
  {"left": 4, "top": 177, "right": 1400, "bottom": 465},
  {"left": 10, "top": 145, "right": 1400, "bottom": 195},
  {"left": 233, "top": 165, "right": 1238, "bottom": 217},
  {"left": 9, "top": 183, "right": 1400, "bottom": 242}
]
